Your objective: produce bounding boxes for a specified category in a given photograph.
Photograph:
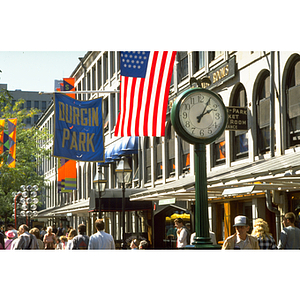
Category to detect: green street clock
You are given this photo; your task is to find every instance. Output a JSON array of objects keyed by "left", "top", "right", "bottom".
[{"left": 171, "top": 87, "right": 228, "bottom": 144}]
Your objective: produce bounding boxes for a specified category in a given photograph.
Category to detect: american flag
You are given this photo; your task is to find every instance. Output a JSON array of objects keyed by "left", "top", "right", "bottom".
[{"left": 115, "top": 51, "right": 177, "bottom": 137}]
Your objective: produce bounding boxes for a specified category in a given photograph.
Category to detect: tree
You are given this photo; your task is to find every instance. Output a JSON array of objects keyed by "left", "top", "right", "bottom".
[{"left": 0, "top": 89, "right": 52, "bottom": 225}]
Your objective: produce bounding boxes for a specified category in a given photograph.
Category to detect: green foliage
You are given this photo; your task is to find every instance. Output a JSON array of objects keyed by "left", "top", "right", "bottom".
[{"left": 0, "top": 89, "right": 52, "bottom": 225}]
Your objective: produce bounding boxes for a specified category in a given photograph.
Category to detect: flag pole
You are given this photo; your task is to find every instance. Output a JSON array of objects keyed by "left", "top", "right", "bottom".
[{"left": 39, "top": 90, "right": 120, "bottom": 95}]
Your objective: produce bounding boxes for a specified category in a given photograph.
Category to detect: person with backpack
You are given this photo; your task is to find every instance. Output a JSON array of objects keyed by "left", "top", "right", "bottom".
[
  {"left": 12, "top": 224, "right": 39, "bottom": 250},
  {"left": 70, "top": 224, "right": 89, "bottom": 250},
  {"left": 174, "top": 218, "right": 190, "bottom": 248}
]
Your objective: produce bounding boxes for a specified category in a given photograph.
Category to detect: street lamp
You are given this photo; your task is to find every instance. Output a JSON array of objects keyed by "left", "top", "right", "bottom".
[
  {"left": 13, "top": 185, "right": 39, "bottom": 227},
  {"left": 115, "top": 156, "right": 132, "bottom": 249},
  {"left": 93, "top": 169, "right": 107, "bottom": 219}
]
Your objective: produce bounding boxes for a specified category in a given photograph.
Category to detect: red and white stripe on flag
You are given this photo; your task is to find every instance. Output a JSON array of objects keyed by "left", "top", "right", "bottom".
[{"left": 115, "top": 51, "right": 177, "bottom": 137}]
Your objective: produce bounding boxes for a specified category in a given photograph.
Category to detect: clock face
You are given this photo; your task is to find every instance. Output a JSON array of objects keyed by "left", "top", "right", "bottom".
[{"left": 178, "top": 90, "right": 227, "bottom": 142}]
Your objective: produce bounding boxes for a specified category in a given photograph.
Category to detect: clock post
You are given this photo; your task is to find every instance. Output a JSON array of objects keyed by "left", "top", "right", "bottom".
[
  {"left": 171, "top": 87, "right": 227, "bottom": 249},
  {"left": 193, "top": 142, "right": 219, "bottom": 248}
]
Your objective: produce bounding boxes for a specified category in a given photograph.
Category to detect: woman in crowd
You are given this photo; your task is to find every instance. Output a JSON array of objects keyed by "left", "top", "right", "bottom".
[
  {"left": 251, "top": 218, "right": 277, "bottom": 249},
  {"left": 5, "top": 230, "right": 16, "bottom": 250},
  {"left": 66, "top": 229, "right": 77, "bottom": 250},
  {"left": 43, "top": 226, "right": 57, "bottom": 250},
  {"left": 29, "top": 227, "right": 44, "bottom": 250}
]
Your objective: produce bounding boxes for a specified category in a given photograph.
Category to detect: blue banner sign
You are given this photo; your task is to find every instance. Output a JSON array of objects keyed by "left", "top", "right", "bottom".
[{"left": 53, "top": 93, "right": 104, "bottom": 162}]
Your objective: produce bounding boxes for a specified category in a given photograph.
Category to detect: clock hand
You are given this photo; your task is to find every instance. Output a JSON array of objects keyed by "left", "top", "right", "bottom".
[
  {"left": 202, "top": 108, "right": 216, "bottom": 116},
  {"left": 196, "top": 98, "right": 211, "bottom": 123}
]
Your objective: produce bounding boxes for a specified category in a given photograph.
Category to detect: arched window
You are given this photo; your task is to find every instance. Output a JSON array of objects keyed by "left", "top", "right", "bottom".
[
  {"left": 230, "top": 83, "right": 248, "bottom": 161},
  {"left": 166, "top": 123, "right": 176, "bottom": 178},
  {"left": 284, "top": 54, "right": 300, "bottom": 148},
  {"left": 255, "top": 70, "right": 273, "bottom": 155}
]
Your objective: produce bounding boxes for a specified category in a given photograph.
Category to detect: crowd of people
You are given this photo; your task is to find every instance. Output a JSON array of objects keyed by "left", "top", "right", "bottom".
[
  {"left": 1, "top": 212, "right": 300, "bottom": 250},
  {"left": 0, "top": 218, "right": 150, "bottom": 250},
  {"left": 172, "top": 212, "right": 300, "bottom": 250},
  {"left": 221, "top": 212, "right": 300, "bottom": 249}
]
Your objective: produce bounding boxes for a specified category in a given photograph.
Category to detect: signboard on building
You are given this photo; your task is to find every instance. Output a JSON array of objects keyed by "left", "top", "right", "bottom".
[
  {"left": 204, "top": 56, "right": 236, "bottom": 89},
  {"left": 226, "top": 106, "right": 248, "bottom": 131}
]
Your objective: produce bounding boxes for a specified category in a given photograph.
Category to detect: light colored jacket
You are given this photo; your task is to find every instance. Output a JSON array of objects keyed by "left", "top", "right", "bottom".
[
  {"left": 222, "top": 233, "right": 259, "bottom": 250},
  {"left": 88, "top": 230, "right": 115, "bottom": 249}
]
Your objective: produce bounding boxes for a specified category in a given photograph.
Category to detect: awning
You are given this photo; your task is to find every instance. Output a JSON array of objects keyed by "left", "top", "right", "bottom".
[
  {"left": 37, "top": 187, "right": 149, "bottom": 217},
  {"left": 35, "top": 206, "right": 58, "bottom": 218},
  {"left": 130, "top": 150, "right": 300, "bottom": 201},
  {"left": 100, "top": 137, "right": 139, "bottom": 165}
]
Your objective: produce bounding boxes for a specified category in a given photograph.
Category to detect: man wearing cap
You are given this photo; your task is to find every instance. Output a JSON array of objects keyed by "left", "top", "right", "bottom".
[{"left": 222, "top": 215, "right": 259, "bottom": 250}]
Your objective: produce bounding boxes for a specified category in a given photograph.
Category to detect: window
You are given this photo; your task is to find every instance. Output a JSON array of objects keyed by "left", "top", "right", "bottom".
[
  {"left": 77, "top": 82, "right": 82, "bottom": 101},
  {"left": 34, "top": 101, "right": 39, "bottom": 109},
  {"left": 87, "top": 71, "right": 91, "bottom": 99},
  {"left": 103, "top": 98, "right": 109, "bottom": 133},
  {"left": 193, "top": 51, "right": 205, "bottom": 74},
  {"left": 34, "top": 115, "right": 39, "bottom": 124},
  {"left": 26, "top": 100, "right": 31, "bottom": 110},
  {"left": 110, "top": 93, "right": 115, "bottom": 129},
  {"left": 177, "top": 51, "right": 188, "bottom": 82},
  {"left": 212, "top": 94, "right": 226, "bottom": 166},
  {"left": 110, "top": 51, "right": 115, "bottom": 77},
  {"left": 166, "top": 123, "right": 175, "bottom": 177},
  {"left": 209, "top": 51, "right": 224, "bottom": 63},
  {"left": 42, "top": 101, "right": 46, "bottom": 110},
  {"left": 103, "top": 52, "right": 108, "bottom": 83},
  {"left": 145, "top": 137, "right": 151, "bottom": 183},
  {"left": 97, "top": 59, "right": 102, "bottom": 89},
  {"left": 255, "top": 71, "right": 272, "bottom": 155},
  {"left": 285, "top": 55, "right": 300, "bottom": 148},
  {"left": 155, "top": 137, "right": 163, "bottom": 180},
  {"left": 213, "top": 132, "right": 225, "bottom": 165},
  {"left": 92, "top": 65, "right": 96, "bottom": 91},
  {"left": 180, "top": 138, "right": 190, "bottom": 174},
  {"left": 230, "top": 84, "right": 248, "bottom": 161}
]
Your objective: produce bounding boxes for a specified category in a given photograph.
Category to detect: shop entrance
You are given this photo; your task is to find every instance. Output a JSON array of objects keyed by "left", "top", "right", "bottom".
[{"left": 153, "top": 204, "right": 190, "bottom": 249}]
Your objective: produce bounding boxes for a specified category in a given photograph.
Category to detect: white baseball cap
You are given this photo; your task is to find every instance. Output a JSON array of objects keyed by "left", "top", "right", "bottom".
[{"left": 233, "top": 215, "right": 248, "bottom": 227}]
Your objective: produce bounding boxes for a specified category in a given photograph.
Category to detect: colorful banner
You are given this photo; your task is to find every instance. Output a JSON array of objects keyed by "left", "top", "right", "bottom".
[
  {"left": 8, "top": 118, "right": 17, "bottom": 168},
  {"left": 0, "top": 119, "right": 4, "bottom": 156},
  {"left": 53, "top": 93, "right": 104, "bottom": 162},
  {"left": 58, "top": 158, "right": 76, "bottom": 193},
  {"left": 63, "top": 78, "right": 75, "bottom": 99}
]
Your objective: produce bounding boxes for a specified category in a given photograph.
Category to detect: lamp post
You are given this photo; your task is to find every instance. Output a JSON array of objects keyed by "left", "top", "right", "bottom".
[
  {"left": 93, "top": 170, "right": 107, "bottom": 219},
  {"left": 115, "top": 156, "right": 132, "bottom": 249},
  {"left": 12, "top": 185, "right": 39, "bottom": 227}
]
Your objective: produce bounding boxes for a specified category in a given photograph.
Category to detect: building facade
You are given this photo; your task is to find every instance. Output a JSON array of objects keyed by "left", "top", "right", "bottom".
[
  {"left": 36, "top": 51, "right": 300, "bottom": 248},
  {"left": 0, "top": 83, "right": 52, "bottom": 129}
]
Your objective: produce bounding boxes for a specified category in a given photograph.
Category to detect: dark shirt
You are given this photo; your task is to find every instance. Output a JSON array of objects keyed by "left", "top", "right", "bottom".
[
  {"left": 0, "top": 232, "right": 4, "bottom": 249},
  {"left": 71, "top": 234, "right": 89, "bottom": 250}
]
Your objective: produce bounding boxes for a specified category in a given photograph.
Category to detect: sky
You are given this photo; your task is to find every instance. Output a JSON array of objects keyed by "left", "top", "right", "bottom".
[{"left": 0, "top": 51, "right": 87, "bottom": 92}]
